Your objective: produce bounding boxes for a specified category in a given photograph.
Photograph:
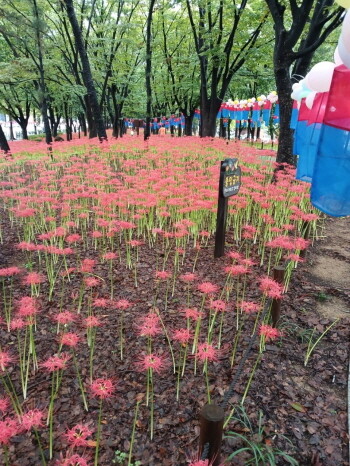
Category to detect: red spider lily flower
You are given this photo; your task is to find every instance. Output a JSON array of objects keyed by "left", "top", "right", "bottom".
[
  {"left": 293, "top": 237, "right": 310, "bottom": 250},
  {"left": 136, "top": 314, "right": 161, "bottom": 337},
  {"left": 0, "top": 418, "right": 19, "bottom": 445},
  {"left": 16, "top": 241, "right": 38, "bottom": 251},
  {"left": 64, "top": 423, "right": 93, "bottom": 448},
  {"left": 102, "top": 252, "right": 118, "bottom": 260},
  {"left": 54, "top": 452, "right": 90, "bottom": 466},
  {"left": 155, "top": 270, "right": 171, "bottom": 280},
  {"left": 127, "top": 240, "right": 143, "bottom": 247},
  {"left": 10, "top": 318, "right": 27, "bottom": 330},
  {"left": 18, "top": 296, "right": 38, "bottom": 317},
  {"left": 227, "top": 251, "right": 243, "bottom": 261},
  {"left": 199, "top": 230, "right": 210, "bottom": 237},
  {"left": 209, "top": 300, "right": 227, "bottom": 312},
  {"left": 83, "top": 316, "right": 102, "bottom": 328},
  {"left": 282, "top": 223, "right": 295, "bottom": 231},
  {"left": 0, "top": 397, "right": 10, "bottom": 413},
  {"left": 172, "top": 328, "right": 192, "bottom": 344},
  {"left": 240, "top": 258, "right": 255, "bottom": 267},
  {"left": 60, "top": 332, "right": 80, "bottom": 347},
  {"left": 54, "top": 311, "right": 76, "bottom": 325},
  {"left": 301, "top": 213, "right": 319, "bottom": 222},
  {"left": 84, "top": 277, "right": 100, "bottom": 287},
  {"left": 266, "top": 236, "right": 295, "bottom": 250},
  {"left": 91, "top": 230, "right": 103, "bottom": 238},
  {"left": 66, "top": 234, "right": 82, "bottom": 243},
  {"left": 197, "top": 282, "right": 218, "bottom": 295},
  {"left": 224, "top": 264, "right": 247, "bottom": 276},
  {"left": 60, "top": 267, "right": 76, "bottom": 277},
  {"left": 19, "top": 409, "right": 45, "bottom": 431},
  {"left": 79, "top": 259, "right": 96, "bottom": 273},
  {"left": 196, "top": 343, "right": 218, "bottom": 362},
  {"left": 93, "top": 298, "right": 109, "bottom": 308},
  {"left": 285, "top": 253, "right": 303, "bottom": 263},
  {"left": 259, "top": 276, "right": 284, "bottom": 299},
  {"left": 259, "top": 324, "right": 281, "bottom": 341},
  {"left": 0, "top": 351, "right": 14, "bottom": 372},
  {"left": 90, "top": 378, "right": 115, "bottom": 400},
  {"left": 181, "top": 308, "right": 202, "bottom": 321},
  {"left": 239, "top": 301, "right": 261, "bottom": 314},
  {"left": 136, "top": 353, "right": 168, "bottom": 373},
  {"left": 22, "top": 272, "right": 45, "bottom": 286},
  {"left": 41, "top": 353, "right": 71, "bottom": 372},
  {"left": 114, "top": 299, "right": 132, "bottom": 309},
  {"left": 179, "top": 272, "right": 198, "bottom": 282},
  {"left": 0, "top": 266, "right": 21, "bottom": 277},
  {"left": 188, "top": 460, "right": 217, "bottom": 466}
]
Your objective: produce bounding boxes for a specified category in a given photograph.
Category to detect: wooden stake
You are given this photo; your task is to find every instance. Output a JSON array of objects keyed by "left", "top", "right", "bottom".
[{"left": 199, "top": 404, "right": 224, "bottom": 466}]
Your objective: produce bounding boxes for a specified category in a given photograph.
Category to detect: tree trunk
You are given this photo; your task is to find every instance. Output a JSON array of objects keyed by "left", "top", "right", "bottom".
[
  {"left": 275, "top": 65, "right": 295, "bottom": 166},
  {"left": 200, "top": 96, "right": 220, "bottom": 137},
  {"left": 20, "top": 123, "right": 28, "bottom": 140},
  {"left": 184, "top": 113, "right": 194, "bottom": 136},
  {"left": 9, "top": 121, "right": 15, "bottom": 140},
  {"left": 32, "top": 0, "right": 52, "bottom": 147},
  {"left": 79, "top": 112, "right": 87, "bottom": 136},
  {"left": 0, "top": 124, "right": 10, "bottom": 153},
  {"left": 84, "top": 95, "right": 97, "bottom": 138},
  {"left": 144, "top": 0, "right": 156, "bottom": 141},
  {"left": 64, "top": 0, "right": 107, "bottom": 140}
]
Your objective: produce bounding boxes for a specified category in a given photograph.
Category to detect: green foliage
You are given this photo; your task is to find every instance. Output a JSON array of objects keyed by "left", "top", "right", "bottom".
[
  {"left": 112, "top": 449, "right": 141, "bottom": 465},
  {"left": 28, "top": 134, "right": 45, "bottom": 141},
  {"left": 225, "top": 407, "right": 298, "bottom": 465},
  {"left": 316, "top": 292, "right": 329, "bottom": 302}
]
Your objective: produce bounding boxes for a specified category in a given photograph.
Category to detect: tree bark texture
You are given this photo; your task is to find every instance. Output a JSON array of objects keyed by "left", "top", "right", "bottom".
[
  {"left": 0, "top": 125, "right": 10, "bottom": 153},
  {"left": 64, "top": 0, "right": 107, "bottom": 140},
  {"left": 144, "top": 0, "right": 156, "bottom": 141}
]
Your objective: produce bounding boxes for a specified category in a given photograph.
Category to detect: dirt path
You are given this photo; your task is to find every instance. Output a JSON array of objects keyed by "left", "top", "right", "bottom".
[
  {"left": 306, "top": 216, "right": 350, "bottom": 320},
  {"left": 247, "top": 216, "right": 350, "bottom": 466}
]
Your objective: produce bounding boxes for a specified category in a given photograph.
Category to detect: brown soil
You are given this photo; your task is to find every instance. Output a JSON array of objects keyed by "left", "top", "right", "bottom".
[{"left": 0, "top": 206, "right": 349, "bottom": 466}]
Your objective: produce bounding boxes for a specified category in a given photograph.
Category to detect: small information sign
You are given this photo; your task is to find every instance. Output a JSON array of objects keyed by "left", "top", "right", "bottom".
[
  {"left": 222, "top": 158, "right": 241, "bottom": 197},
  {"left": 214, "top": 158, "right": 241, "bottom": 258}
]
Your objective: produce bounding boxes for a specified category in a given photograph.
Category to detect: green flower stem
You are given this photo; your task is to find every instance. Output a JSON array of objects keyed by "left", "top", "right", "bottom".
[
  {"left": 154, "top": 308, "right": 175, "bottom": 373},
  {"left": 94, "top": 399, "right": 103, "bottom": 466},
  {"left": 119, "top": 311, "right": 124, "bottom": 361},
  {"left": 33, "top": 428, "right": 47, "bottom": 466},
  {"left": 128, "top": 400, "right": 141, "bottom": 466},
  {"left": 72, "top": 351, "right": 88, "bottom": 411},
  {"left": 241, "top": 353, "right": 262, "bottom": 405},
  {"left": 89, "top": 329, "right": 96, "bottom": 383},
  {"left": 150, "top": 370, "right": 154, "bottom": 440}
]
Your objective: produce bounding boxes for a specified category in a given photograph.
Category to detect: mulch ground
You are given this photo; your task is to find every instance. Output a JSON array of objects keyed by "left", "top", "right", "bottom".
[{"left": 0, "top": 205, "right": 349, "bottom": 465}]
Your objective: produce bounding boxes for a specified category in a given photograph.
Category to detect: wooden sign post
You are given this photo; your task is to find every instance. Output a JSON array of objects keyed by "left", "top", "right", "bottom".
[{"left": 214, "top": 158, "right": 241, "bottom": 258}]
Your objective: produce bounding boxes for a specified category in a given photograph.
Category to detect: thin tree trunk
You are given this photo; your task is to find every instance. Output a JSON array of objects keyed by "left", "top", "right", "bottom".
[
  {"left": 275, "top": 65, "right": 295, "bottom": 166},
  {"left": 32, "top": 0, "right": 52, "bottom": 147},
  {"left": 144, "top": 0, "right": 156, "bottom": 141},
  {"left": 64, "top": 0, "right": 107, "bottom": 140},
  {"left": 0, "top": 124, "right": 10, "bottom": 153},
  {"left": 184, "top": 113, "right": 194, "bottom": 136},
  {"left": 20, "top": 123, "right": 28, "bottom": 140},
  {"left": 9, "top": 121, "right": 15, "bottom": 141}
]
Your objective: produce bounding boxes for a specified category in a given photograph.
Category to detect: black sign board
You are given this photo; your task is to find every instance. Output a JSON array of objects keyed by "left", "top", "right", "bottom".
[
  {"left": 214, "top": 158, "right": 241, "bottom": 258},
  {"left": 222, "top": 158, "right": 241, "bottom": 198}
]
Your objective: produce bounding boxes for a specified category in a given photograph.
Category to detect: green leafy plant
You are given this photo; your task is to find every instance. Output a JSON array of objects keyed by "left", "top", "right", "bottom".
[
  {"left": 224, "top": 407, "right": 298, "bottom": 465},
  {"left": 316, "top": 292, "right": 329, "bottom": 302},
  {"left": 304, "top": 319, "right": 339, "bottom": 366},
  {"left": 112, "top": 450, "right": 141, "bottom": 465}
]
